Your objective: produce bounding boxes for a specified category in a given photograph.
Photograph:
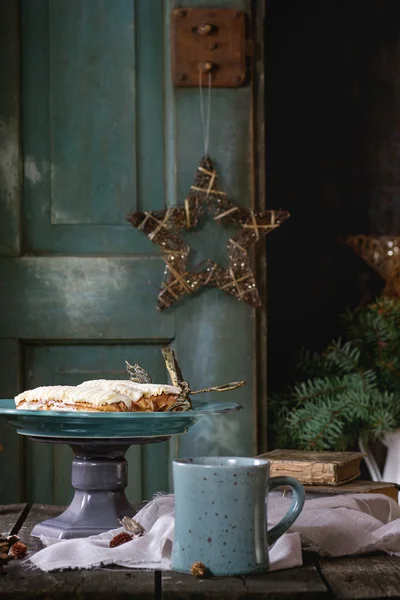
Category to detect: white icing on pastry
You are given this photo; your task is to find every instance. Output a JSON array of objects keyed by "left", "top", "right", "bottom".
[
  {"left": 14, "top": 380, "right": 181, "bottom": 410},
  {"left": 78, "top": 379, "right": 181, "bottom": 402},
  {"left": 15, "top": 385, "right": 132, "bottom": 408}
]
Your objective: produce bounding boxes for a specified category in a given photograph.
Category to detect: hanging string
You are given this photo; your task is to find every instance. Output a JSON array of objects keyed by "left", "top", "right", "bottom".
[{"left": 199, "top": 68, "right": 212, "bottom": 157}]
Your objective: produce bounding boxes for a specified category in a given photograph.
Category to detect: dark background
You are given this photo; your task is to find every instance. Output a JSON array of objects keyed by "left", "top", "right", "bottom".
[{"left": 265, "top": 0, "right": 400, "bottom": 396}]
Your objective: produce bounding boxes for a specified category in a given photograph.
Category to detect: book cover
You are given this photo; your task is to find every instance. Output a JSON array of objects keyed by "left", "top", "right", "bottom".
[
  {"left": 276, "top": 480, "right": 399, "bottom": 503},
  {"left": 258, "top": 450, "right": 366, "bottom": 485}
]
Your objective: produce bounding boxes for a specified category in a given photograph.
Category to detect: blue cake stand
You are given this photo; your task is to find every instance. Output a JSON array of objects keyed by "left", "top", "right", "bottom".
[{"left": 0, "top": 399, "right": 242, "bottom": 539}]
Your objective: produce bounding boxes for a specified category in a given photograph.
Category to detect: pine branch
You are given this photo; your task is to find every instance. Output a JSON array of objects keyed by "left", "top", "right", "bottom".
[
  {"left": 306, "top": 410, "right": 342, "bottom": 450},
  {"left": 269, "top": 298, "right": 400, "bottom": 451}
]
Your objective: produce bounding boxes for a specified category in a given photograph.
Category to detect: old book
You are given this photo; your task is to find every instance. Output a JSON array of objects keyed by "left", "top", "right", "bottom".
[
  {"left": 259, "top": 450, "right": 366, "bottom": 485},
  {"left": 277, "top": 480, "right": 399, "bottom": 503}
]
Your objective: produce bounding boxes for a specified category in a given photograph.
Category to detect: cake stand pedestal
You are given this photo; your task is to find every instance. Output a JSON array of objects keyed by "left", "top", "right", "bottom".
[
  {"left": 0, "top": 397, "right": 242, "bottom": 539},
  {"left": 29, "top": 436, "right": 170, "bottom": 540}
]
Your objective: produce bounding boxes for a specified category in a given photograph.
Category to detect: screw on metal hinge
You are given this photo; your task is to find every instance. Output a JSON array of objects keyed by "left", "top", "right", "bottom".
[
  {"left": 196, "top": 23, "right": 213, "bottom": 36},
  {"left": 198, "top": 61, "right": 214, "bottom": 73}
]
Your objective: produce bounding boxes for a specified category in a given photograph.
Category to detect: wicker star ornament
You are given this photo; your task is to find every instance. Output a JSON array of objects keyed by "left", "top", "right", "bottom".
[
  {"left": 347, "top": 235, "right": 400, "bottom": 297},
  {"left": 127, "top": 156, "right": 290, "bottom": 310}
]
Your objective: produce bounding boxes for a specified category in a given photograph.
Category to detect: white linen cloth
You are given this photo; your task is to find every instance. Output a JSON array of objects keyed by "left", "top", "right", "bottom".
[{"left": 29, "top": 492, "right": 400, "bottom": 573}]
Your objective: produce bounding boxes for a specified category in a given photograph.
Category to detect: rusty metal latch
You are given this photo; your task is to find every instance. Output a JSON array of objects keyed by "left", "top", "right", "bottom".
[{"left": 171, "top": 8, "right": 251, "bottom": 87}]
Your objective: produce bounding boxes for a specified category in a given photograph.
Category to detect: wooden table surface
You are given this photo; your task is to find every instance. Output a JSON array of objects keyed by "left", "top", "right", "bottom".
[{"left": 1, "top": 504, "right": 400, "bottom": 599}]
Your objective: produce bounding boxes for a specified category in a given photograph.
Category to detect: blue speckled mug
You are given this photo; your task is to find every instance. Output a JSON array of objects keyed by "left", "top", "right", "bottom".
[{"left": 171, "top": 457, "right": 305, "bottom": 576}]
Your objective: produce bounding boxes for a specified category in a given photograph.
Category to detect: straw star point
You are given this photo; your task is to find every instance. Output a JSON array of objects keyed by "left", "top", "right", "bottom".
[{"left": 128, "top": 156, "right": 289, "bottom": 310}]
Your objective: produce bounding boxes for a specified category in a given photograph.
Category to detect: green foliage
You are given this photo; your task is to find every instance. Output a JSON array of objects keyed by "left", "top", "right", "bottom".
[{"left": 270, "top": 298, "right": 400, "bottom": 450}]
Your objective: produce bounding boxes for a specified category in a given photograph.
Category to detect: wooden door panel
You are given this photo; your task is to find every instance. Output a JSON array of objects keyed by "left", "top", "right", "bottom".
[
  {"left": 22, "top": 0, "right": 164, "bottom": 254},
  {"left": 48, "top": 0, "right": 137, "bottom": 225},
  {"left": 0, "top": 0, "right": 20, "bottom": 257},
  {"left": 23, "top": 343, "right": 172, "bottom": 505},
  {"left": 168, "top": 0, "right": 258, "bottom": 459},
  {"left": 0, "top": 340, "right": 21, "bottom": 503},
  {"left": 172, "top": 289, "right": 255, "bottom": 458},
  {"left": 0, "top": 0, "right": 265, "bottom": 505},
  {"left": 0, "top": 257, "right": 174, "bottom": 340}
]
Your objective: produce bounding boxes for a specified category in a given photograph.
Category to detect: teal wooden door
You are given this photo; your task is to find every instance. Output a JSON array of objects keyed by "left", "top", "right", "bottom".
[{"left": 0, "top": 0, "right": 265, "bottom": 505}]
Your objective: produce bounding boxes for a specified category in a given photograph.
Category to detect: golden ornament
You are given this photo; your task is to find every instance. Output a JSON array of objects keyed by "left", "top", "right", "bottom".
[{"left": 347, "top": 235, "right": 400, "bottom": 297}]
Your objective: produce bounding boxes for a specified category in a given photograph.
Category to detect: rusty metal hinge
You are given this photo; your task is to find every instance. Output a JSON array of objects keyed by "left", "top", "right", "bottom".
[{"left": 171, "top": 7, "right": 252, "bottom": 87}]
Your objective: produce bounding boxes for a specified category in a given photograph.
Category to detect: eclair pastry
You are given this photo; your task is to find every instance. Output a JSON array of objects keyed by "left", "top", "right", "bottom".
[
  {"left": 78, "top": 380, "right": 181, "bottom": 412},
  {"left": 15, "top": 381, "right": 182, "bottom": 413}
]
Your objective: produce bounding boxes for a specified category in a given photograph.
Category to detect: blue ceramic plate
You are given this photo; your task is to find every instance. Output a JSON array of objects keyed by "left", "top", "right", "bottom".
[{"left": 0, "top": 399, "right": 242, "bottom": 439}]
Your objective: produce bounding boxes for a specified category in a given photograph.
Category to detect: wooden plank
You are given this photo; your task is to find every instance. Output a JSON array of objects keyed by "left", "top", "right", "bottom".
[
  {"left": 253, "top": 0, "right": 268, "bottom": 455},
  {"left": 172, "top": 293, "right": 255, "bottom": 458},
  {"left": 0, "top": 0, "right": 21, "bottom": 256},
  {"left": 136, "top": 0, "right": 164, "bottom": 212},
  {"left": 53, "top": 444, "right": 74, "bottom": 506},
  {"left": 0, "top": 340, "right": 20, "bottom": 395},
  {"left": 24, "top": 438, "right": 56, "bottom": 506},
  {"left": 165, "top": 0, "right": 258, "bottom": 459},
  {"left": 0, "top": 504, "right": 156, "bottom": 599},
  {"left": 0, "top": 504, "right": 28, "bottom": 536},
  {"left": 48, "top": 0, "right": 137, "bottom": 225},
  {"left": 139, "top": 348, "right": 174, "bottom": 500},
  {"left": 21, "top": 0, "right": 165, "bottom": 254},
  {"left": 319, "top": 555, "right": 400, "bottom": 599},
  {"left": 141, "top": 441, "right": 171, "bottom": 500},
  {"left": 0, "top": 567, "right": 156, "bottom": 600},
  {"left": 23, "top": 346, "right": 62, "bottom": 505},
  {"left": 0, "top": 0, "right": 23, "bottom": 507},
  {"left": 0, "top": 340, "right": 23, "bottom": 503},
  {"left": 386, "top": 554, "right": 400, "bottom": 572},
  {"left": 243, "top": 565, "right": 328, "bottom": 599},
  {"left": 163, "top": 564, "right": 327, "bottom": 600},
  {"left": 0, "top": 257, "right": 174, "bottom": 339},
  {"left": 162, "top": 571, "right": 247, "bottom": 600}
]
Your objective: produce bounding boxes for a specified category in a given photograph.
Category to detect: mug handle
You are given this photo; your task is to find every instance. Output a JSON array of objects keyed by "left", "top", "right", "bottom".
[{"left": 267, "top": 476, "right": 305, "bottom": 546}]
